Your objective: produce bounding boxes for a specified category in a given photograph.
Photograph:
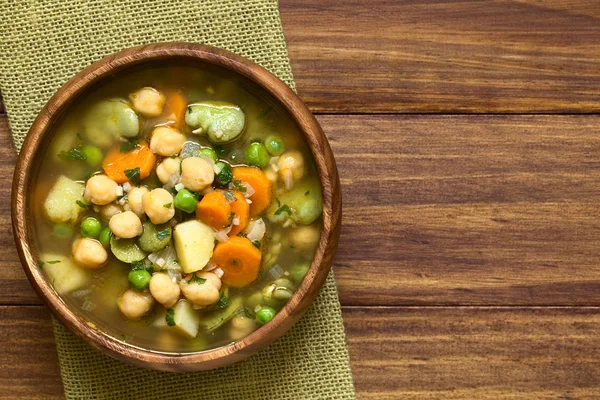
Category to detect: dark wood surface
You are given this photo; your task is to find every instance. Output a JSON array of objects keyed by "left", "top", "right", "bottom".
[{"left": 2, "top": 0, "right": 600, "bottom": 398}]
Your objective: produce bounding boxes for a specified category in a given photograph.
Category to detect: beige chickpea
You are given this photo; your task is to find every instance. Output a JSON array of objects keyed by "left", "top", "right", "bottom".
[
  {"left": 99, "top": 202, "right": 122, "bottom": 220},
  {"left": 129, "top": 87, "right": 165, "bottom": 117},
  {"left": 156, "top": 157, "right": 181, "bottom": 184},
  {"left": 84, "top": 175, "right": 118, "bottom": 205},
  {"left": 149, "top": 126, "right": 186, "bottom": 157},
  {"left": 197, "top": 271, "right": 222, "bottom": 291},
  {"left": 149, "top": 273, "right": 181, "bottom": 308},
  {"left": 118, "top": 289, "right": 154, "bottom": 320},
  {"left": 278, "top": 151, "right": 305, "bottom": 181},
  {"left": 142, "top": 188, "right": 175, "bottom": 224},
  {"left": 127, "top": 186, "right": 149, "bottom": 218},
  {"left": 180, "top": 157, "right": 214, "bottom": 192},
  {"left": 72, "top": 238, "right": 108, "bottom": 269},
  {"left": 109, "top": 211, "right": 143, "bottom": 238},
  {"left": 290, "top": 224, "right": 321, "bottom": 252},
  {"left": 228, "top": 315, "right": 257, "bottom": 341},
  {"left": 179, "top": 273, "right": 220, "bottom": 306}
]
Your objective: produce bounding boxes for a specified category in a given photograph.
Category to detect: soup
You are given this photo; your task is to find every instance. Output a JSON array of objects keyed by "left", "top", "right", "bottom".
[{"left": 32, "top": 64, "right": 322, "bottom": 352}]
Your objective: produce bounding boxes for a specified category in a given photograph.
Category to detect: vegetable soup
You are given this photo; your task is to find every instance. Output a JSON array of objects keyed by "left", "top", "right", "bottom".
[{"left": 32, "top": 64, "right": 322, "bottom": 352}]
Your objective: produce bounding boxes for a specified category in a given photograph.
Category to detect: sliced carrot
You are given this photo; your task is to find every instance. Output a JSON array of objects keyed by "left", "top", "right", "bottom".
[
  {"left": 228, "top": 190, "right": 249, "bottom": 236},
  {"left": 163, "top": 90, "right": 187, "bottom": 129},
  {"left": 196, "top": 191, "right": 232, "bottom": 230},
  {"left": 232, "top": 167, "right": 273, "bottom": 217},
  {"left": 102, "top": 141, "right": 156, "bottom": 184},
  {"left": 212, "top": 236, "right": 262, "bottom": 287}
]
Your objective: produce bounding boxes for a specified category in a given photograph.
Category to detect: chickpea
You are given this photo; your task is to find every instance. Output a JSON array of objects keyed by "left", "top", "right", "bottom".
[
  {"left": 228, "top": 315, "right": 257, "bottom": 341},
  {"left": 149, "top": 273, "right": 181, "bottom": 308},
  {"left": 149, "top": 126, "right": 186, "bottom": 157},
  {"left": 84, "top": 175, "right": 118, "bottom": 205},
  {"left": 179, "top": 272, "right": 220, "bottom": 306},
  {"left": 277, "top": 151, "right": 305, "bottom": 181},
  {"left": 127, "top": 186, "right": 149, "bottom": 218},
  {"left": 118, "top": 289, "right": 154, "bottom": 320},
  {"left": 180, "top": 157, "right": 214, "bottom": 192},
  {"left": 156, "top": 157, "right": 181, "bottom": 184},
  {"left": 290, "top": 224, "right": 320, "bottom": 252},
  {"left": 109, "top": 211, "right": 143, "bottom": 238},
  {"left": 129, "top": 87, "right": 165, "bottom": 117},
  {"left": 197, "top": 271, "right": 222, "bottom": 291},
  {"left": 142, "top": 188, "right": 175, "bottom": 224},
  {"left": 72, "top": 238, "right": 108, "bottom": 269},
  {"left": 99, "top": 202, "right": 122, "bottom": 220}
]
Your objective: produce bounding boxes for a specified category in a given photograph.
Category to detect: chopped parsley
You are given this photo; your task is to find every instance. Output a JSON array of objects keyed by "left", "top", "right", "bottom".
[
  {"left": 217, "top": 295, "right": 229, "bottom": 308},
  {"left": 130, "top": 260, "right": 146, "bottom": 271},
  {"left": 165, "top": 309, "right": 176, "bottom": 327},
  {"left": 274, "top": 204, "right": 291, "bottom": 216},
  {"left": 258, "top": 106, "right": 273, "bottom": 119},
  {"left": 228, "top": 211, "right": 235, "bottom": 221},
  {"left": 156, "top": 229, "right": 171, "bottom": 241},
  {"left": 305, "top": 190, "right": 310, "bottom": 196},
  {"left": 290, "top": 245, "right": 296, "bottom": 249},
  {"left": 232, "top": 259, "right": 239, "bottom": 265},
  {"left": 223, "top": 191, "right": 237, "bottom": 202},
  {"left": 187, "top": 272, "right": 207, "bottom": 285},
  {"left": 38, "top": 260, "right": 44, "bottom": 270},
  {"left": 76, "top": 200, "right": 91, "bottom": 209},
  {"left": 57, "top": 147, "right": 86, "bottom": 161},
  {"left": 232, "top": 180, "right": 247, "bottom": 193},
  {"left": 47, "top": 260, "right": 61, "bottom": 264},
  {"left": 163, "top": 202, "right": 172, "bottom": 209},
  {"left": 119, "top": 139, "right": 140, "bottom": 153},
  {"left": 124, "top": 167, "right": 141, "bottom": 186},
  {"left": 252, "top": 240, "right": 261, "bottom": 249},
  {"left": 239, "top": 307, "right": 254, "bottom": 318},
  {"left": 238, "top": 232, "right": 247, "bottom": 238},
  {"left": 187, "top": 106, "right": 192, "bottom": 114}
]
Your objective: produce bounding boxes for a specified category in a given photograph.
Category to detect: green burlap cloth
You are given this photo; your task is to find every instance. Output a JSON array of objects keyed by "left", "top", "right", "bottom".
[{"left": 0, "top": 1, "right": 355, "bottom": 398}]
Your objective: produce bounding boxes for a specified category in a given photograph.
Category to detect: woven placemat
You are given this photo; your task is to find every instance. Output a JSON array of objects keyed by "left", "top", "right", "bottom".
[{"left": 0, "top": 1, "right": 355, "bottom": 399}]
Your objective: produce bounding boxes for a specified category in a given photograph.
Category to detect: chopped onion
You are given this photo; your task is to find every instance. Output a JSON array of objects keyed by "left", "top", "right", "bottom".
[
  {"left": 213, "top": 164, "right": 222, "bottom": 174},
  {"left": 214, "top": 268, "right": 224, "bottom": 278},
  {"left": 72, "top": 288, "right": 93, "bottom": 298},
  {"left": 204, "top": 261, "right": 217, "bottom": 271},
  {"left": 266, "top": 264, "right": 284, "bottom": 280},
  {"left": 174, "top": 183, "right": 185, "bottom": 192},
  {"left": 149, "top": 246, "right": 177, "bottom": 266},
  {"left": 167, "top": 268, "right": 181, "bottom": 283},
  {"left": 93, "top": 206, "right": 100, "bottom": 212},
  {"left": 243, "top": 182, "right": 255, "bottom": 198},
  {"left": 254, "top": 305, "right": 261, "bottom": 313},
  {"left": 81, "top": 299, "right": 96, "bottom": 312},
  {"left": 232, "top": 217, "right": 240, "bottom": 226},
  {"left": 117, "top": 197, "right": 127, "bottom": 206},
  {"left": 246, "top": 199, "right": 253, "bottom": 204},
  {"left": 271, "top": 163, "right": 280, "bottom": 172},
  {"left": 215, "top": 225, "right": 232, "bottom": 242},
  {"left": 202, "top": 186, "right": 215, "bottom": 195},
  {"left": 122, "top": 182, "right": 132, "bottom": 192},
  {"left": 245, "top": 218, "right": 266, "bottom": 242},
  {"left": 283, "top": 169, "right": 293, "bottom": 190},
  {"left": 123, "top": 204, "right": 131, "bottom": 212},
  {"left": 115, "top": 185, "right": 124, "bottom": 197},
  {"left": 156, "top": 257, "right": 166, "bottom": 267}
]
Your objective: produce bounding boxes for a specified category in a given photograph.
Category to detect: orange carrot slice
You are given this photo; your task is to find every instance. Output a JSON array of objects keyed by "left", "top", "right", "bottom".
[
  {"left": 212, "top": 236, "right": 261, "bottom": 287},
  {"left": 102, "top": 142, "right": 156, "bottom": 184},
  {"left": 232, "top": 167, "right": 272, "bottom": 217},
  {"left": 196, "top": 191, "right": 232, "bottom": 230},
  {"left": 163, "top": 90, "right": 187, "bottom": 129},
  {"left": 228, "top": 190, "right": 249, "bottom": 236}
]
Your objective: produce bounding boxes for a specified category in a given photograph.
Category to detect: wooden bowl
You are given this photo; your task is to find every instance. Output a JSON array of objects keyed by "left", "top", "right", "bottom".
[{"left": 11, "top": 43, "right": 341, "bottom": 372}]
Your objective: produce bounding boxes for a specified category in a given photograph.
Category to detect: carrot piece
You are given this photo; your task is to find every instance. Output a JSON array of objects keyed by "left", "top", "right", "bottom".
[
  {"left": 102, "top": 142, "right": 156, "bottom": 184},
  {"left": 232, "top": 167, "right": 273, "bottom": 217},
  {"left": 163, "top": 90, "right": 187, "bottom": 128},
  {"left": 228, "top": 190, "right": 250, "bottom": 236},
  {"left": 196, "top": 191, "right": 232, "bottom": 230},
  {"left": 212, "top": 236, "right": 262, "bottom": 287}
]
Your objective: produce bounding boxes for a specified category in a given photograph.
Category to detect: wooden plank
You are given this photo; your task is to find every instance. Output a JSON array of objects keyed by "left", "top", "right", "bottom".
[
  {"left": 3, "top": 115, "right": 600, "bottom": 306},
  {"left": 2, "top": 306, "right": 600, "bottom": 399},
  {"left": 279, "top": 0, "right": 600, "bottom": 113}
]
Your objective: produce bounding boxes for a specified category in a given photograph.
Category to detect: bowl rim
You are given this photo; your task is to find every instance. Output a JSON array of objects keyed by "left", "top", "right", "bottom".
[{"left": 11, "top": 43, "right": 341, "bottom": 372}]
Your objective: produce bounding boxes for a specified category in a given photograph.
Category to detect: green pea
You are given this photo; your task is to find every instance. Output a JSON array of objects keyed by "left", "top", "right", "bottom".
[
  {"left": 174, "top": 189, "right": 198, "bottom": 214},
  {"left": 255, "top": 306, "right": 276, "bottom": 325},
  {"left": 80, "top": 217, "right": 102, "bottom": 238},
  {"left": 199, "top": 147, "right": 218, "bottom": 162},
  {"left": 245, "top": 142, "right": 269, "bottom": 168},
  {"left": 99, "top": 227, "right": 112, "bottom": 248},
  {"left": 128, "top": 269, "right": 151, "bottom": 291},
  {"left": 216, "top": 162, "right": 233, "bottom": 185},
  {"left": 82, "top": 144, "right": 103, "bottom": 167},
  {"left": 53, "top": 223, "right": 73, "bottom": 239},
  {"left": 265, "top": 136, "right": 284, "bottom": 156}
]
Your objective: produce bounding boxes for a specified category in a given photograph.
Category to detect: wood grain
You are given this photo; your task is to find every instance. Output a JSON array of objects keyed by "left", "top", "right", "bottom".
[
  {"left": 4, "top": 114, "right": 600, "bottom": 306},
  {"left": 280, "top": 0, "right": 600, "bottom": 113},
  {"left": 3, "top": 306, "right": 600, "bottom": 399}
]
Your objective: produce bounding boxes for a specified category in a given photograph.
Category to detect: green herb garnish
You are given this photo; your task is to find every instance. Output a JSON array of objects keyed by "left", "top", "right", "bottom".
[
  {"left": 252, "top": 240, "right": 261, "bottom": 249},
  {"left": 130, "top": 260, "right": 146, "bottom": 271},
  {"left": 76, "top": 200, "right": 91, "bottom": 209},
  {"left": 305, "top": 190, "right": 310, "bottom": 196},
  {"left": 119, "top": 139, "right": 140, "bottom": 153},
  {"left": 57, "top": 147, "right": 87, "bottom": 161},
  {"left": 165, "top": 309, "right": 176, "bottom": 327},
  {"left": 217, "top": 295, "right": 229, "bottom": 308},
  {"left": 124, "top": 167, "right": 141, "bottom": 186},
  {"left": 187, "top": 272, "right": 207, "bottom": 285},
  {"left": 258, "top": 106, "right": 273, "bottom": 119},
  {"left": 274, "top": 204, "right": 291, "bottom": 216},
  {"left": 232, "top": 259, "right": 239, "bottom": 265},
  {"left": 228, "top": 211, "right": 235, "bottom": 221},
  {"left": 47, "top": 260, "right": 61, "bottom": 264},
  {"left": 232, "top": 180, "right": 247, "bottom": 193},
  {"left": 163, "top": 202, "right": 172, "bottom": 209},
  {"left": 156, "top": 230, "right": 171, "bottom": 241},
  {"left": 38, "top": 260, "right": 44, "bottom": 270}
]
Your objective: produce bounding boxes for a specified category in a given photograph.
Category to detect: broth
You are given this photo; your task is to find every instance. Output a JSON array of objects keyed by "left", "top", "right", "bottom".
[{"left": 31, "top": 64, "right": 322, "bottom": 352}]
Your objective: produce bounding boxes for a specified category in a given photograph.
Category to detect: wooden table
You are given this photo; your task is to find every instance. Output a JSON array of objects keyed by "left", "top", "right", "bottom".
[{"left": 2, "top": 1, "right": 600, "bottom": 398}]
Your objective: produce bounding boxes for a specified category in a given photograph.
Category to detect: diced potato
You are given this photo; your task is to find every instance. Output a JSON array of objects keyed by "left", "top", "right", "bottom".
[
  {"left": 43, "top": 176, "right": 85, "bottom": 224},
  {"left": 172, "top": 299, "right": 201, "bottom": 338},
  {"left": 41, "top": 253, "right": 90, "bottom": 295},
  {"left": 173, "top": 220, "right": 215, "bottom": 273}
]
